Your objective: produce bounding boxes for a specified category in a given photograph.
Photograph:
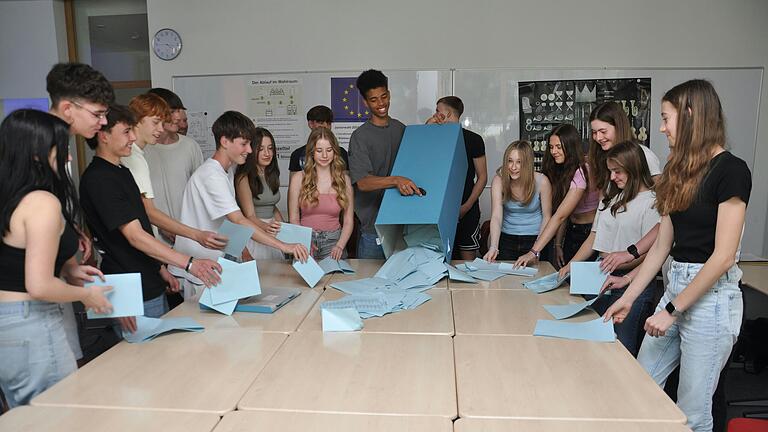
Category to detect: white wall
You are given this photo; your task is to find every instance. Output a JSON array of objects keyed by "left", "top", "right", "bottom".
[{"left": 147, "top": 0, "right": 768, "bottom": 255}]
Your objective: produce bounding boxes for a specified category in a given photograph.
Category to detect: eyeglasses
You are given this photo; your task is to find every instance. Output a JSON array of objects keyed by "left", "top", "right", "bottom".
[{"left": 70, "top": 100, "right": 109, "bottom": 120}]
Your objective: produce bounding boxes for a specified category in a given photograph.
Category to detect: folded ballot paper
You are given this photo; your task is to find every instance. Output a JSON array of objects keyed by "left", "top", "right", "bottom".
[
  {"left": 451, "top": 258, "right": 538, "bottom": 282},
  {"left": 543, "top": 296, "right": 600, "bottom": 320},
  {"left": 85, "top": 273, "right": 144, "bottom": 319},
  {"left": 569, "top": 261, "right": 608, "bottom": 295},
  {"left": 533, "top": 317, "right": 615, "bottom": 343},
  {"left": 523, "top": 272, "right": 570, "bottom": 293},
  {"left": 198, "top": 257, "right": 261, "bottom": 315},
  {"left": 217, "top": 220, "right": 254, "bottom": 261},
  {"left": 123, "top": 316, "right": 204, "bottom": 343},
  {"left": 293, "top": 256, "right": 356, "bottom": 288}
]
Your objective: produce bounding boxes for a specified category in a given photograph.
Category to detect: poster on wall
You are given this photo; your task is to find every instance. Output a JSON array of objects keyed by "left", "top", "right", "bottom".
[
  {"left": 330, "top": 77, "right": 366, "bottom": 148},
  {"left": 518, "top": 78, "right": 651, "bottom": 171},
  {"left": 248, "top": 78, "right": 303, "bottom": 164},
  {"left": 187, "top": 111, "right": 212, "bottom": 157}
]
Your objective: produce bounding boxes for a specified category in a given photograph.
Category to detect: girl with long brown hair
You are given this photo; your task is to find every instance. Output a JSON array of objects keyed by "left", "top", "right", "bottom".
[
  {"left": 514, "top": 124, "right": 597, "bottom": 267},
  {"left": 484, "top": 141, "right": 552, "bottom": 261},
  {"left": 558, "top": 140, "right": 659, "bottom": 356},
  {"left": 605, "top": 80, "right": 751, "bottom": 432},
  {"left": 235, "top": 127, "right": 284, "bottom": 259},
  {"left": 288, "top": 128, "right": 353, "bottom": 260}
]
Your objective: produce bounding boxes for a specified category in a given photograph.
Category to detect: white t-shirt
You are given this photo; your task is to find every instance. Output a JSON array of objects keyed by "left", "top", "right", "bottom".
[
  {"left": 170, "top": 158, "right": 240, "bottom": 282},
  {"left": 121, "top": 143, "right": 155, "bottom": 198},
  {"left": 640, "top": 145, "right": 662, "bottom": 176},
  {"left": 592, "top": 189, "right": 660, "bottom": 253},
  {"left": 144, "top": 134, "right": 204, "bottom": 221}
]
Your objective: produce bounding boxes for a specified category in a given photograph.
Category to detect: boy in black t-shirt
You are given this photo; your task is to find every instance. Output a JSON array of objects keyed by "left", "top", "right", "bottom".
[
  {"left": 81, "top": 105, "right": 222, "bottom": 335},
  {"left": 288, "top": 105, "right": 349, "bottom": 175},
  {"left": 426, "top": 96, "right": 488, "bottom": 260}
]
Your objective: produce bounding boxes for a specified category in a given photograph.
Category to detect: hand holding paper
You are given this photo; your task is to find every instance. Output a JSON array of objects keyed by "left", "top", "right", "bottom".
[
  {"left": 217, "top": 220, "right": 254, "bottom": 258},
  {"left": 86, "top": 273, "right": 143, "bottom": 319}
]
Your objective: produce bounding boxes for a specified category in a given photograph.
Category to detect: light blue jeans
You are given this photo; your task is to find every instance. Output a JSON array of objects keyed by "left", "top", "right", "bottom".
[
  {"left": 312, "top": 228, "right": 345, "bottom": 261},
  {"left": 637, "top": 261, "right": 743, "bottom": 432},
  {"left": 357, "top": 232, "right": 385, "bottom": 259},
  {"left": 0, "top": 301, "right": 77, "bottom": 408}
]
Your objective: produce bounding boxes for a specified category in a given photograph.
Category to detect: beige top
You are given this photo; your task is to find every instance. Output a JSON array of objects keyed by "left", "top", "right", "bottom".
[
  {"left": 0, "top": 406, "right": 219, "bottom": 432},
  {"left": 252, "top": 173, "right": 280, "bottom": 219},
  {"left": 238, "top": 331, "right": 457, "bottom": 417},
  {"left": 32, "top": 330, "right": 287, "bottom": 414},
  {"left": 454, "top": 335, "right": 686, "bottom": 422},
  {"left": 214, "top": 411, "right": 452, "bottom": 432}
]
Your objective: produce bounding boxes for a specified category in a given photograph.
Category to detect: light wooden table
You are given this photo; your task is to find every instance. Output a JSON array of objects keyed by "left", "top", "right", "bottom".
[
  {"left": 740, "top": 262, "right": 768, "bottom": 296},
  {"left": 165, "top": 287, "right": 320, "bottom": 333},
  {"left": 454, "top": 335, "right": 686, "bottom": 423},
  {"left": 448, "top": 261, "right": 557, "bottom": 290},
  {"left": 214, "top": 411, "right": 452, "bottom": 432},
  {"left": 0, "top": 406, "right": 220, "bottom": 432},
  {"left": 298, "top": 287, "right": 454, "bottom": 335},
  {"left": 454, "top": 418, "right": 692, "bottom": 432},
  {"left": 238, "top": 331, "right": 457, "bottom": 417},
  {"left": 257, "top": 259, "right": 334, "bottom": 290},
  {"left": 326, "top": 259, "right": 449, "bottom": 289},
  {"left": 32, "top": 330, "right": 287, "bottom": 414},
  {"left": 453, "top": 288, "right": 595, "bottom": 336}
]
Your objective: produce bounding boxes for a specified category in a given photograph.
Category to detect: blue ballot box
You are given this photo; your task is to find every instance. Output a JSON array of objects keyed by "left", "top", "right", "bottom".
[{"left": 375, "top": 123, "right": 467, "bottom": 259}]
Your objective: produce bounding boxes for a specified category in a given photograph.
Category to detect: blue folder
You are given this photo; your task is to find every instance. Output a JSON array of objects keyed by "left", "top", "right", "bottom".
[
  {"left": 375, "top": 124, "right": 467, "bottom": 259},
  {"left": 86, "top": 273, "right": 144, "bottom": 319}
]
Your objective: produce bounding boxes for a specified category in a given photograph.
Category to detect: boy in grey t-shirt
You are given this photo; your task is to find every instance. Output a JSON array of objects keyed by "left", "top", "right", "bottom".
[{"left": 348, "top": 69, "right": 422, "bottom": 258}]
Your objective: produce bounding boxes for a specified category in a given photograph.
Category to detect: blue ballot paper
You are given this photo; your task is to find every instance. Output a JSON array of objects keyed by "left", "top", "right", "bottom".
[
  {"left": 123, "top": 316, "right": 204, "bottom": 343},
  {"left": 543, "top": 296, "right": 600, "bottom": 320},
  {"left": 523, "top": 272, "right": 569, "bottom": 294},
  {"left": 276, "top": 223, "right": 312, "bottom": 252},
  {"left": 293, "top": 256, "right": 325, "bottom": 288},
  {"left": 446, "top": 263, "right": 478, "bottom": 283},
  {"left": 321, "top": 307, "right": 363, "bottom": 332},
  {"left": 86, "top": 273, "right": 144, "bottom": 319},
  {"left": 533, "top": 317, "right": 616, "bottom": 342},
  {"left": 569, "top": 261, "right": 609, "bottom": 295},
  {"left": 199, "top": 288, "right": 238, "bottom": 315},
  {"left": 217, "top": 220, "right": 254, "bottom": 259},
  {"left": 465, "top": 258, "right": 538, "bottom": 277},
  {"left": 208, "top": 258, "right": 261, "bottom": 305},
  {"left": 317, "top": 257, "right": 355, "bottom": 274}
]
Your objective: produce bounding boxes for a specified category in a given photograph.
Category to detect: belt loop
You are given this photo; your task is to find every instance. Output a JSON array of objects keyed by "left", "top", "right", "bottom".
[{"left": 23, "top": 301, "right": 30, "bottom": 319}]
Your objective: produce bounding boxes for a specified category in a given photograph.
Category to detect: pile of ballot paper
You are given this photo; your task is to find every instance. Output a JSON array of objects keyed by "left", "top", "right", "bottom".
[{"left": 448, "top": 258, "right": 538, "bottom": 282}]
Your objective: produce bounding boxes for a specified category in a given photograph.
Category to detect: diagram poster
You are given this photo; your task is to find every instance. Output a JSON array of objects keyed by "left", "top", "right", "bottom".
[{"left": 248, "top": 78, "right": 303, "bottom": 164}]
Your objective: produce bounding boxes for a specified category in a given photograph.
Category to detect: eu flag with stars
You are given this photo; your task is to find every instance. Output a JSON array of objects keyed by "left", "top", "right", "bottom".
[{"left": 331, "top": 77, "right": 370, "bottom": 122}]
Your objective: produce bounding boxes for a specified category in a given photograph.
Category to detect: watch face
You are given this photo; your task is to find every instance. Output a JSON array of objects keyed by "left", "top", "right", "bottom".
[{"left": 153, "top": 28, "right": 182, "bottom": 61}]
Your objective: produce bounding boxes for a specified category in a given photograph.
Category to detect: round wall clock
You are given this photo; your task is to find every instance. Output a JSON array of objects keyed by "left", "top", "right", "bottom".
[{"left": 152, "top": 28, "right": 182, "bottom": 61}]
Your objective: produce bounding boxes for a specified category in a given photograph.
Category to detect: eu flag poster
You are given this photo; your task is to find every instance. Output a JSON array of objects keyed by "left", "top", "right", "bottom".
[{"left": 331, "top": 77, "right": 370, "bottom": 122}]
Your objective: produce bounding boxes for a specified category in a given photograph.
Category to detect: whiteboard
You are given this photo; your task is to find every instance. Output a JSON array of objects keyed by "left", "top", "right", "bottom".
[
  {"left": 173, "top": 70, "right": 452, "bottom": 186},
  {"left": 453, "top": 68, "right": 763, "bottom": 182}
]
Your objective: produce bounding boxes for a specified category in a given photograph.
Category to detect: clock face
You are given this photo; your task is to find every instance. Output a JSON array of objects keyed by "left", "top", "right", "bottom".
[{"left": 152, "top": 28, "right": 182, "bottom": 61}]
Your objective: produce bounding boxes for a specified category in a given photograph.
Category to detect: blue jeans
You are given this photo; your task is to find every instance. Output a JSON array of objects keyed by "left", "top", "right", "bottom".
[
  {"left": 637, "top": 261, "right": 743, "bottom": 432},
  {"left": 0, "top": 301, "right": 77, "bottom": 408},
  {"left": 589, "top": 273, "right": 656, "bottom": 357},
  {"left": 357, "top": 232, "right": 385, "bottom": 259},
  {"left": 312, "top": 228, "right": 345, "bottom": 261}
]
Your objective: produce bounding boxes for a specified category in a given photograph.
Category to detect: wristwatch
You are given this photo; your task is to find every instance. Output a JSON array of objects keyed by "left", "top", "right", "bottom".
[
  {"left": 627, "top": 244, "right": 640, "bottom": 259},
  {"left": 530, "top": 248, "right": 540, "bottom": 259},
  {"left": 664, "top": 301, "right": 682, "bottom": 317}
]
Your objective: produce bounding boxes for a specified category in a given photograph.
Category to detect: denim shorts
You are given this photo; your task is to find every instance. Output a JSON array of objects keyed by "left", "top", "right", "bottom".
[
  {"left": 0, "top": 301, "right": 77, "bottom": 408},
  {"left": 312, "top": 228, "right": 346, "bottom": 261}
]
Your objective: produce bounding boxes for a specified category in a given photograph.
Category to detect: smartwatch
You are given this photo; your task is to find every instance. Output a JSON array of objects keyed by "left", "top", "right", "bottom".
[
  {"left": 664, "top": 301, "right": 682, "bottom": 317},
  {"left": 627, "top": 244, "right": 640, "bottom": 259}
]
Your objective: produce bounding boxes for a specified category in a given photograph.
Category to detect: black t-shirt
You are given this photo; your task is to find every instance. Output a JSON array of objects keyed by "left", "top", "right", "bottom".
[
  {"left": 288, "top": 145, "right": 349, "bottom": 172},
  {"left": 80, "top": 157, "right": 165, "bottom": 301},
  {"left": 670, "top": 151, "right": 752, "bottom": 263},
  {"left": 462, "top": 128, "right": 486, "bottom": 211}
]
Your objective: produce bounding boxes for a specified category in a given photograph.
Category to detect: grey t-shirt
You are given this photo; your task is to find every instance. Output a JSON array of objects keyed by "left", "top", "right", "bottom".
[{"left": 348, "top": 119, "right": 406, "bottom": 233}]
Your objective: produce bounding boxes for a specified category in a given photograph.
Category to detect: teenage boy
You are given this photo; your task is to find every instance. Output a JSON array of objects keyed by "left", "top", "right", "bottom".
[
  {"left": 46, "top": 62, "right": 114, "bottom": 361},
  {"left": 122, "top": 93, "right": 226, "bottom": 252},
  {"left": 348, "top": 69, "right": 420, "bottom": 259},
  {"left": 172, "top": 111, "right": 309, "bottom": 299},
  {"left": 288, "top": 105, "right": 349, "bottom": 177},
  {"left": 81, "top": 105, "right": 222, "bottom": 333},
  {"left": 426, "top": 96, "right": 487, "bottom": 260},
  {"left": 144, "top": 88, "right": 205, "bottom": 243}
]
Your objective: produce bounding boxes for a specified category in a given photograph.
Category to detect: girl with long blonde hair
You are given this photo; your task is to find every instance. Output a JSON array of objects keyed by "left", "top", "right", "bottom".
[
  {"left": 288, "top": 128, "right": 353, "bottom": 260},
  {"left": 484, "top": 141, "right": 552, "bottom": 261},
  {"left": 605, "top": 80, "right": 752, "bottom": 432}
]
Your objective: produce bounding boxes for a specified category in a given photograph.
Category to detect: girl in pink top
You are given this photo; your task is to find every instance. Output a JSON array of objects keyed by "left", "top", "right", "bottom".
[{"left": 288, "top": 128, "right": 354, "bottom": 260}]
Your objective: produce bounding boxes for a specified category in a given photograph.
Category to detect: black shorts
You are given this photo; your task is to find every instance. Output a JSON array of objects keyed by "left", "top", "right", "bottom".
[
  {"left": 455, "top": 206, "right": 481, "bottom": 251},
  {"left": 498, "top": 232, "right": 537, "bottom": 260}
]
